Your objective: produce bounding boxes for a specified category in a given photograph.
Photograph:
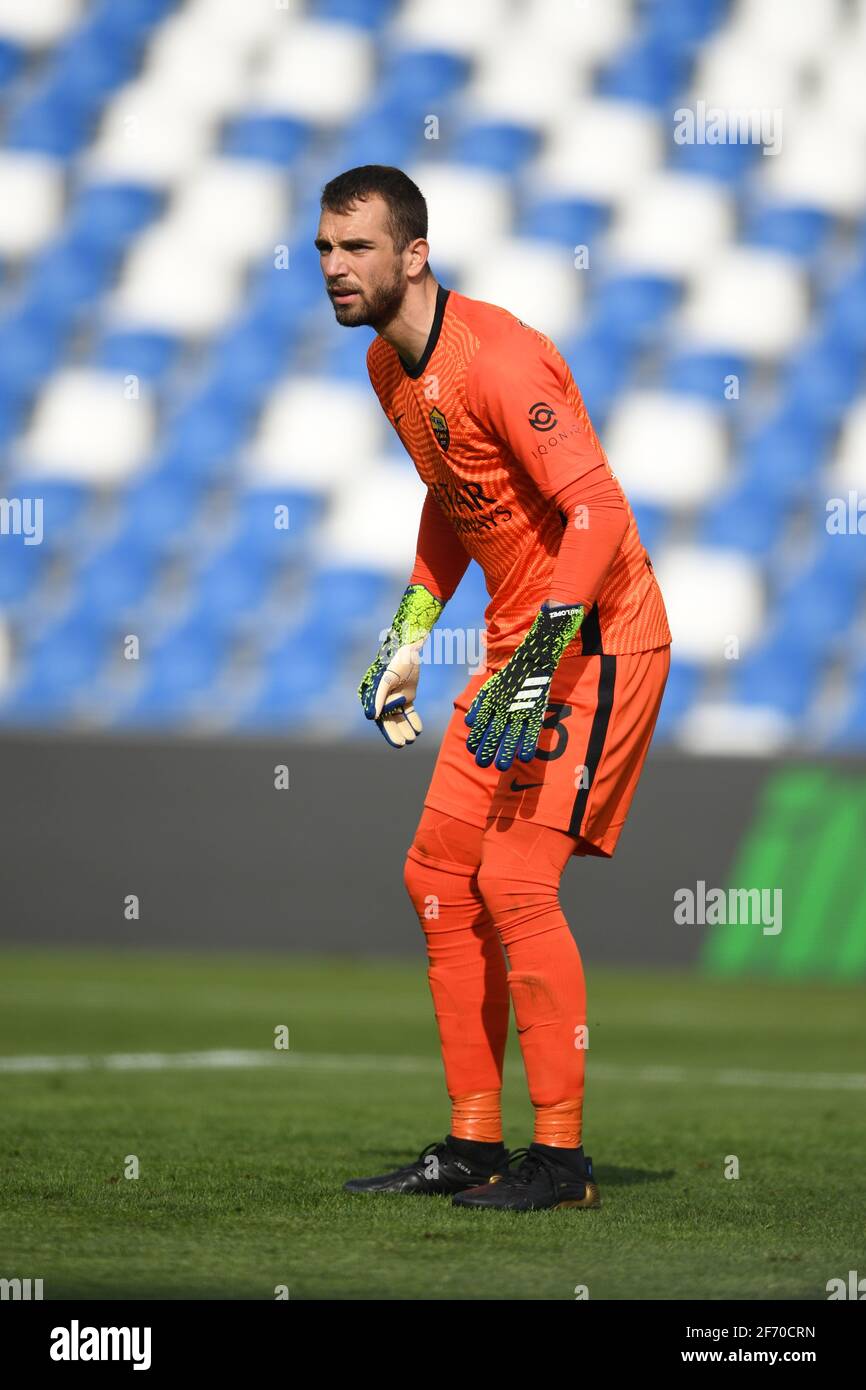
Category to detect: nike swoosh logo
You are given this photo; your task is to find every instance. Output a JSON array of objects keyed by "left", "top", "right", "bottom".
[
  {"left": 393, "top": 413, "right": 404, "bottom": 425},
  {"left": 510, "top": 778, "right": 543, "bottom": 792}
]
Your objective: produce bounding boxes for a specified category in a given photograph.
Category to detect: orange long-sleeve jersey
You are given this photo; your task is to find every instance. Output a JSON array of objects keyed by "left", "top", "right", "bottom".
[{"left": 366, "top": 283, "right": 671, "bottom": 666}]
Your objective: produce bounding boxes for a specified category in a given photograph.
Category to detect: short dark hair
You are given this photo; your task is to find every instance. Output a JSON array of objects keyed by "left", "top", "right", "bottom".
[{"left": 320, "top": 165, "right": 428, "bottom": 253}]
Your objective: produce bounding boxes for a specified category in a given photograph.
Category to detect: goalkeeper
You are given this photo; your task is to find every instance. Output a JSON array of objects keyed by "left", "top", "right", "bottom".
[{"left": 318, "top": 165, "right": 671, "bottom": 1212}]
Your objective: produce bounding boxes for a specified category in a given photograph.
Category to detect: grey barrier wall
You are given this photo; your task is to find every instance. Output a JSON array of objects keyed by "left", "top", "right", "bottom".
[{"left": 0, "top": 733, "right": 770, "bottom": 964}]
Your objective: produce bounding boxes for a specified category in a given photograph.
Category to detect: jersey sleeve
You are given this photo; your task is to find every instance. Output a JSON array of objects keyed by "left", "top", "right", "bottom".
[
  {"left": 466, "top": 337, "right": 629, "bottom": 610},
  {"left": 408, "top": 487, "right": 471, "bottom": 604},
  {"left": 465, "top": 336, "right": 607, "bottom": 499}
]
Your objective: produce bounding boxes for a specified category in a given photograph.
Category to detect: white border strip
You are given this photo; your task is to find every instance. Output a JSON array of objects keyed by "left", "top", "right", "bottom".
[{"left": 0, "top": 1050, "right": 863, "bottom": 1090}]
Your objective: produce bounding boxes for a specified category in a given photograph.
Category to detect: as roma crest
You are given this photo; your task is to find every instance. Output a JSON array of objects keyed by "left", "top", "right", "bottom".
[{"left": 429, "top": 406, "right": 450, "bottom": 452}]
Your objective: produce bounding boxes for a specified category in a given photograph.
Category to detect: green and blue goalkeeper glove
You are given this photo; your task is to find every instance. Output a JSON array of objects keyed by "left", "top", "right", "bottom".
[
  {"left": 358, "top": 583, "right": 444, "bottom": 748},
  {"left": 465, "top": 601, "right": 585, "bottom": 770}
]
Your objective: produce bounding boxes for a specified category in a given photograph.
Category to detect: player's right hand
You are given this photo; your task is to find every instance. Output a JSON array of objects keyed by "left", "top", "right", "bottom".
[{"left": 358, "top": 640, "right": 424, "bottom": 748}]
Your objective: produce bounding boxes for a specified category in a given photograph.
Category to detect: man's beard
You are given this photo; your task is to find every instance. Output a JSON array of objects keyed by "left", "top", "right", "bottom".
[{"left": 330, "top": 265, "right": 406, "bottom": 329}]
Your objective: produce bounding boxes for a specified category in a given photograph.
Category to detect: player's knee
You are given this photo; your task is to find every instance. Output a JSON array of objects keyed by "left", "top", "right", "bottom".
[{"left": 476, "top": 860, "right": 560, "bottom": 945}]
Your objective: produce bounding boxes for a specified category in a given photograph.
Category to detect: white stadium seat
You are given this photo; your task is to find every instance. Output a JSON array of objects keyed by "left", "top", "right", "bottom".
[
  {"left": 606, "top": 173, "right": 736, "bottom": 279},
  {"left": 676, "top": 702, "right": 794, "bottom": 754},
  {"left": 831, "top": 399, "right": 866, "bottom": 492},
  {"left": 248, "top": 379, "right": 384, "bottom": 490},
  {"left": 728, "top": 0, "right": 845, "bottom": 68},
  {"left": 467, "top": 33, "right": 590, "bottom": 127},
  {"left": 460, "top": 238, "right": 583, "bottom": 341},
  {"left": 535, "top": 99, "right": 664, "bottom": 206},
  {"left": 677, "top": 248, "right": 809, "bottom": 360},
  {"left": 20, "top": 369, "right": 155, "bottom": 483},
  {"left": 86, "top": 81, "right": 215, "bottom": 188},
  {"left": 690, "top": 32, "right": 800, "bottom": 119},
  {"left": 0, "top": 0, "right": 82, "bottom": 47},
  {"left": 653, "top": 545, "right": 765, "bottom": 663},
  {"left": 819, "top": 40, "right": 866, "bottom": 137},
  {"left": 109, "top": 225, "right": 243, "bottom": 336},
  {"left": 411, "top": 164, "right": 512, "bottom": 275},
  {"left": 253, "top": 21, "right": 374, "bottom": 123},
  {"left": 761, "top": 104, "right": 866, "bottom": 218},
  {"left": 0, "top": 152, "right": 65, "bottom": 258},
  {"left": 165, "top": 159, "right": 289, "bottom": 266},
  {"left": 185, "top": 0, "right": 296, "bottom": 48},
  {"left": 518, "top": 0, "right": 633, "bottom": 68},
  {"left": 605, "top": 392, "right": 729, "bottom": 510},
  {"left": 141, "top": 13, "right": 256, "bottom": 120},
  {"left": 393, "top": 0, "right": 513, "bottom": 59},
  {"left": 320, "top": 464, "right": 427, "bottom": 571}
]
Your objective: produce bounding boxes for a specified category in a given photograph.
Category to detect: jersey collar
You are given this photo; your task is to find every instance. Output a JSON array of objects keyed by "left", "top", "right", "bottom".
[{"left": 398, "top": 282, "right": 450, "bottom": 380}]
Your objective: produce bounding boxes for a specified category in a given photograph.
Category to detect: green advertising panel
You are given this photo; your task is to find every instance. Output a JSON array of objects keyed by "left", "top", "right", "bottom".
[{"left": 702, "top": 768, "right": 866, "bottom": 980}]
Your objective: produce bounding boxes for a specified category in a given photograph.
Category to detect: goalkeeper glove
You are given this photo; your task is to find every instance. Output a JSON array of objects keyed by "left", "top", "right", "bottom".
[
  {"left": 465, "top": 601, "right": 585, "bottom": 770},
  {"left": 358, "top": 583, "right": 444, "bottom": 748}
]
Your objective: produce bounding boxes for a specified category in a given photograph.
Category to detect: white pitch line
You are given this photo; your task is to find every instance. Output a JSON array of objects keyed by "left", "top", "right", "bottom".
[{"left": 0, "top": 1050, "right": 864, "bottom": 1092}]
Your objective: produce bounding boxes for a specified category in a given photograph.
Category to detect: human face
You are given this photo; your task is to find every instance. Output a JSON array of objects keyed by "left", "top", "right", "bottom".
[{"left": 315, "top": 195, "right": 408, "bottom": 329}]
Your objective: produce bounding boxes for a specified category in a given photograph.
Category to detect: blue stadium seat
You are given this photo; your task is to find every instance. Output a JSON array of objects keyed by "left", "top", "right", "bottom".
[
  {"left": 13, "top": 617, "right": 109, "bottom": 707},
  {"left": 781, "top": 329, "right": 864, "bottom": 426},
  {"left": 205, "top": 317, "right": 299, "bottom": 404},
  {"left": 661, "top": 349, "right": 749, "bottom": 402},
  {"left": 248, "top": 240, "right": 325, "bottom": 328},
  {"left": 730, "top": 635, "right": 819, "bottom": 719},
  {"left": 516, "top": 196, "right": 608, "bottom": 249},
  {"left": 631, "top": 502, "right": 669, "bottom": 559},
  {"left": 306, "top": 564, "right": 394, "bottom": 640},
  {"left": 377, "top": 49, "right": 469, "bottom": 117},
  {"left": 191, "top": 542, "right": 279, "bottom": 622},
  {"left": 11, "top": 479, "right": 92, "bottom": 551},
  {"left": 311, "top": 0, "right": 396, "bottom": 27},
  {"left": 114, "top": 470, "right": 208, "bottom": 552},
  {"left": 652, "top": 659, "right": 702, "bottom": 740},
  {"left": 669, "top": 135, "right": 757, "bottom": 185},
  {"left": 769, "top": 566, "right": 859, "bottom": 657},
  {"left": 88, "top": 0, "right": 179, "bottom": 42},
  {"left": 234, "top": 488, "right": 324, "bottom": 559},
  {"left": 0, "top": 37, "right": 22, "bottom": 89},
  {"left": 46, "top": 14, "right": 141, "bottom": 110},
  {"left": 822, "top": 265, "right": 866, "bottom": 351},
  {"left": 562, "top": 329, "right": 635, "bottom": 421},
  {"left": 738, "top": 407, "right": 828, "bottom": 502},
  {"left": 0, "top": 532, "right": 48, "bottom": 604},
  {"left": 66, "top": 182, "right": 162, "bottom": 252},
  {"left": 451, "top": 121, "right": 539, "bottom": 175},
  {"left": 160, "top": 388, "right": 252, "bottom": 479},
  {"left": 588, "top": 274, "right": 680, "bottom": 349},
  {"left": 0, "top": 382, "right": 24, "bottom": 445},
  {"left": 743, "top": 203, "right": 833, "bottom": 261},
  {"left": 830, "top": 665, "right": 866, "bottom": 749},
  {"left": 0, "top": 310, "right": 67, "bottom": 397},
  {"left": 23, "top": 236, "right": 118, "bottom": 321},
  {"left": 116, "top": 621, "right": 231, "bottom": 725},
  {"left": 223, "top": 114, "right": 311, "bottom": 166},
  {"left": 698, "top": 479, "right": 786, "bottom": 556},
  {"left": 73, "top": 541, "right": 162, "bottom": 619},
  {"left": 336, "top": 97, "right": 424, "bottom": 169},
  {"left": 93, "top": 329, "right": 181, "bottom": 384},
  {"left": 237, "top": 643, "right": 329, "bottom": 728},
  {"left": 6, "top": 87, "right": 92, "bottom": 158},
  {"left": 642, "top": 0, "right": 730, "bottom": 53},
  {"left": 600, "top": 35, "right": 688, "bottom": 110}
]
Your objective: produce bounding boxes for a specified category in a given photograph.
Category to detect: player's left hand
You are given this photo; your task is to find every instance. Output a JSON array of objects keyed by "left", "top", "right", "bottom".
[
  {"left": 361, "top": 640, "right": 425, "bottom": 748},
  {"left": 465, "top": 602, "right": 584, "bottom": 771}
]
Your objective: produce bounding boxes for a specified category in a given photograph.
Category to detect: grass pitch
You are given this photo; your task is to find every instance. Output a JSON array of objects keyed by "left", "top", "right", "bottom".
[{"left": 0, "top": 950, "right": 863, "bottom": 1300}]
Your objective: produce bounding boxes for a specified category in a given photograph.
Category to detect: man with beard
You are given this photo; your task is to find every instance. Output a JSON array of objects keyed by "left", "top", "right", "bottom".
[{"left": 314, "top": 166, "right": 671, "bottom": 1212}]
